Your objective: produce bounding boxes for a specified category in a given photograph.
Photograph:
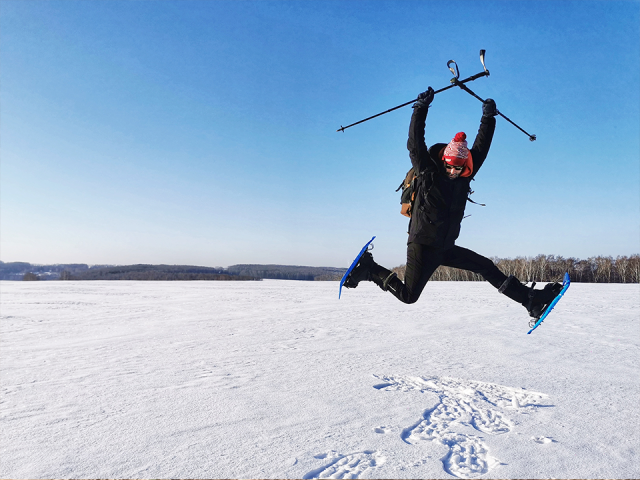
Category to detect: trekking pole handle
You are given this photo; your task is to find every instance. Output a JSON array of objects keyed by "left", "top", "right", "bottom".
[{"left": 337, "top": 70, "right": 490, "bottom": 133}]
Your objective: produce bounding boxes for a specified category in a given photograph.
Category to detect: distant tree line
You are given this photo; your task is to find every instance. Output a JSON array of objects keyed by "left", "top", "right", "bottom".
[
  {"left": 0, "top": 262, "right": 260, "bottom": 281},
  {"left": 62, "top": 264, "right": 260, "bottom": 281},
  {"left": 0, "top": 262, "right": 99, "bottom": 281},
  {"left": 5, "top": 256, "right": 638, "bottom": 283},
  {"left": 392, "top": 254, "right": 640, "bottom": 283},
  {"left": 1, "top": 261, "right": 345, "bottom": 281},
  {"left": 226, "top": 264, "right": 346, "bottom": 281}
]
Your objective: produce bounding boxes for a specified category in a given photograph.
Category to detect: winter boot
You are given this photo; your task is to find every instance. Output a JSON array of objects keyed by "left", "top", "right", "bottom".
[
  {"left": 498, "top": 275, "right": 530, "bottom": 304},
  {"left": 342, "top": 251, "right": 375, "bottom": 289},
  {"left": 499, "top": 275, "right": 562, "bottom": 319},
  {"left": 526, "top": 281, "right": 563, "bottom": 319}
]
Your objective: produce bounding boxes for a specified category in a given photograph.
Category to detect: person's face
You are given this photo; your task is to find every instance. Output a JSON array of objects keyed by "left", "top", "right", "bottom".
[{"left": 444, "top": 163, "right": 463, "bottom": 179}]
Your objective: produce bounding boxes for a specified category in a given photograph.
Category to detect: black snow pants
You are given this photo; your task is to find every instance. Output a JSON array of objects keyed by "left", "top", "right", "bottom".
[{"left": 385, "top": 243, "right": 508, "bottom": 304}]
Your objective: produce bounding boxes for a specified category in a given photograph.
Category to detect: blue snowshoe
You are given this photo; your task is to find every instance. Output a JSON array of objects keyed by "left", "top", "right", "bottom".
[
  {"left": 527, "top": 273, "right": 571, "bottom": 334},
  {"left": 339, "top": 236, "right": 376, "bottom": 299}
]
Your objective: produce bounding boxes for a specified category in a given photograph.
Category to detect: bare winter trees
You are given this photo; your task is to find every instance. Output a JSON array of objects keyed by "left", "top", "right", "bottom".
[{"left": 393, "top": 255, "right": 640, "bottom": 283}]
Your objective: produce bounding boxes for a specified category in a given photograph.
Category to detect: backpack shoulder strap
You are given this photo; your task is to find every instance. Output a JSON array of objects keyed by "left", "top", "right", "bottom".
[{"left": 467, "top": 185, "right": 486, "bottom": 207}]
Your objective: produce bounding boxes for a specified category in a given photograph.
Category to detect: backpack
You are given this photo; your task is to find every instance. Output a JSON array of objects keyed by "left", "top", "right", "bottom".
[
  {"left": 396, "top": 167, "right": 485, "bottom": 218},
  {"left": 396, "top": 167, "right": 418, "bottom": 218}
]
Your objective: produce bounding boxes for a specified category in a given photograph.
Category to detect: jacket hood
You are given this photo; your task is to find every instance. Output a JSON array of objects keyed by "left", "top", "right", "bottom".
[{"left": 435, "top": 146, "right": 473, "bottom": 178}]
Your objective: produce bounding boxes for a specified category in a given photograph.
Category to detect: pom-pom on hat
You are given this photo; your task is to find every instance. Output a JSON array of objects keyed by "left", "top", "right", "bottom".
[{"left": 442, "top": 132, "right": 473, "bottom": 177}]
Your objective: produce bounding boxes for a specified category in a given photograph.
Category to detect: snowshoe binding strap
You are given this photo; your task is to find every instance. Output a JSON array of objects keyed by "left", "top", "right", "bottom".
[
  {"left": 381, "top": 271, "right": 397, "bottom": 292},
  {"left": 498, "top": 275, "right": 518, "bottom": 294}
]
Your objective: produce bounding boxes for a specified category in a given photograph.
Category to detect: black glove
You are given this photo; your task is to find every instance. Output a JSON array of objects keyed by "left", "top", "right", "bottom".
[
  {"left": 482, "top": 98, "right": 498, "bottom": 118},
  {"left": 413, "top": 87, "right": 434, "bottom": 109}
]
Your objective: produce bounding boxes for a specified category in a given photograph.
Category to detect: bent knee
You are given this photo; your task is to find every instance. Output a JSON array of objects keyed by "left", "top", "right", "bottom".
[{"left": 403, "top": 293, "right": 420, "bottom": 305}]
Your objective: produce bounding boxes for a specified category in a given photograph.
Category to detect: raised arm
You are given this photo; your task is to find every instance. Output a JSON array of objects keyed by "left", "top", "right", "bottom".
[
  {"left": 407, "top": 87, "right": 436, "bottom": 173},
  {"left": 469, "top": 98, "right": 498, "bottom": 178}
]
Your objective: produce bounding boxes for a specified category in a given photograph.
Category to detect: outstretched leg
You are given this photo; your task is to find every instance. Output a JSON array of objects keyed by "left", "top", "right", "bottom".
[
  {"left": 370, "top": 243, "right": 442, "bottom": 304},
  {"left": 440, "top": 246, "right": 510, "bottom": 289},
  {"left": 441, "top": 246, "right": 562, "bottom": 318},
  {"left": 341, "top": 242, "right": 439, "bottom": 304}
]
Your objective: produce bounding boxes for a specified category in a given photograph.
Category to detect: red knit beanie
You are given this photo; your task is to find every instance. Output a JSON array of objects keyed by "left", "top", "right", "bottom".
[
  {"left": 442, "top": 132, "right": 473, "bottom": 177},
  {"left": 443, "top": 132, "right": 469, "bottom": 165}
]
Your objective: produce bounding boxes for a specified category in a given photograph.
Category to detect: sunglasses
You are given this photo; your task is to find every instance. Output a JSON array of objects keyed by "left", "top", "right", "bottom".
[{"left": 444, "top": 164, "right": 464, "bottom": 171}]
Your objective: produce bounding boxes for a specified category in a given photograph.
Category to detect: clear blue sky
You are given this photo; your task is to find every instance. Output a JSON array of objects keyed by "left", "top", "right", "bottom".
[{"left": 1, "top": 0, "right": 639, "bottom": 268}]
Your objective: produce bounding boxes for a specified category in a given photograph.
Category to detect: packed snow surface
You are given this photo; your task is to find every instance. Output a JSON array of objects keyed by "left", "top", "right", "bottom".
[{"left": 1, "top": 280, "right": 638, "bottom": 479}]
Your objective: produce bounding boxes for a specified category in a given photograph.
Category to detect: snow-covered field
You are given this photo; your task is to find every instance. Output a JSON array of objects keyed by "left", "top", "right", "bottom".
[{"left": 1, "top": 280, "right": 638, "bottom": 479}]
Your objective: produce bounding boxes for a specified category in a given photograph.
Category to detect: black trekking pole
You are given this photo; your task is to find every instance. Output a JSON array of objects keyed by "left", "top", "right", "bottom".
[
  {"left": 336, "top": 50, "right": 491, "bottom": 133},
  {"left": 448, "top": 64, "right": 537, "bottom": 142}
]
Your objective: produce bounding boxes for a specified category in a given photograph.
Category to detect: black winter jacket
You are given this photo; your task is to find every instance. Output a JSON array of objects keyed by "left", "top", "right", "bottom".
[{"left": 407, "top": 105, "right": 496, "bottom": 248}]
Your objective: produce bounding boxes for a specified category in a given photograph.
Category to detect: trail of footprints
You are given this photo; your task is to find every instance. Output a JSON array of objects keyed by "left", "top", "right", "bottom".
[{"left": 304, "top": 375, "right": 551, "bottom": 479}]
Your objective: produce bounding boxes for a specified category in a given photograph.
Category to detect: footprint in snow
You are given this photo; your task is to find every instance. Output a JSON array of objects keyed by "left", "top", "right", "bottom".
[
  {"left": 373, "top": 374, "right": 550, "bottom": 479},
  {"left": 373, "top": 425, "right": 393, "bottom": 434},
  {"left": 303, "top": 450, "right": 386, "bottom": 479},
  {"left": 532, "top": 436, "right": 555, "bottom": 444}
]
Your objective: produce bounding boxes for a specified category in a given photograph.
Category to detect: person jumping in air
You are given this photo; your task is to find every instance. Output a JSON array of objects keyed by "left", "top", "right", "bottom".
[{"left": 342, "top": 86, "right": 561, "bottom": 320}]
